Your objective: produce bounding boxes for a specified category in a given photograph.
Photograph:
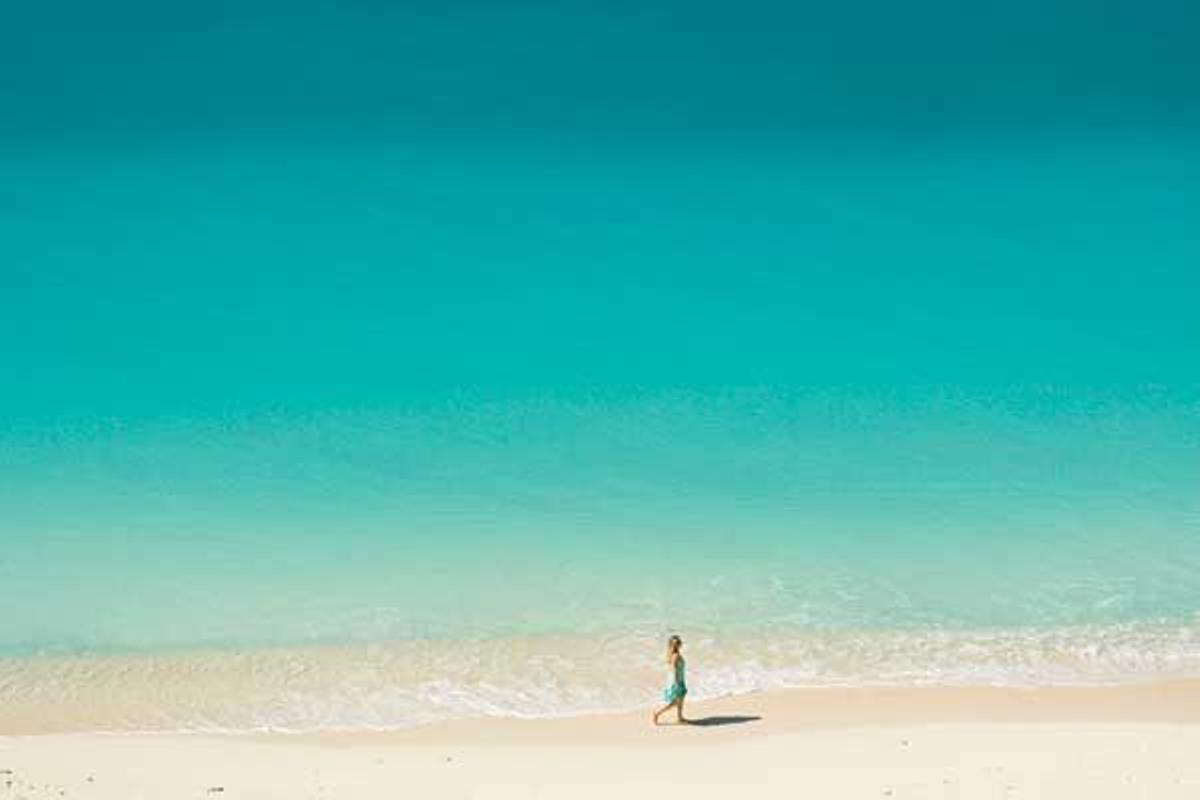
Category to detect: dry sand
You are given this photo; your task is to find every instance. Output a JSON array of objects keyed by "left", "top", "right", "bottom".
[{"left": 3, "top": 681, "right": 1199, "bottom": 798}]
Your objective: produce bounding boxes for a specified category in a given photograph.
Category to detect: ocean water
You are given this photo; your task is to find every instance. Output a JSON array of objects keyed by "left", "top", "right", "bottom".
[{"left": 2, "top": 0, "right": 1199, "bottom": 732}]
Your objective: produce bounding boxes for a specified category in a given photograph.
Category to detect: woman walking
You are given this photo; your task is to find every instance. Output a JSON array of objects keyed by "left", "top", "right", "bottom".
[{"left": 652, "top": 635, "right": 688, "bottom": 725}]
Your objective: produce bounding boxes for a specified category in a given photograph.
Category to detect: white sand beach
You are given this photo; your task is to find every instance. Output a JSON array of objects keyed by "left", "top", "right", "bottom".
[{"left": 3, "top": 681, "right": 1199, "bottom": 799}]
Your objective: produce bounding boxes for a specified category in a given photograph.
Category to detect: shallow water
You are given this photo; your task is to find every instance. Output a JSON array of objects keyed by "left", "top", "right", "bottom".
[{"left": 3, "top": 393, "right": 1200, "bottom": 730}]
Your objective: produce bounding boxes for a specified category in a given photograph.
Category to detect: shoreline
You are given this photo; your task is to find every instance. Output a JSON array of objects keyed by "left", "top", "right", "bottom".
[
  {"left": 282, "top": 678, "right": 1200, "bottom": 748},
  {"left": 3, "top": 682, "right": 1200, "bottom": 797},
  {"left": 6, "top": 621, "right": 1200, "bottom": 736},
  {"left": 3, "top": 679, "right": 1200, "bottom": 739}
]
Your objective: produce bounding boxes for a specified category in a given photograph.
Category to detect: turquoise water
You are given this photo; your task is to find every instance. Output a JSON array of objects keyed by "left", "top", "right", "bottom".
[{"left": 2, "top": 0, "right": 1199, "bottom": 731}]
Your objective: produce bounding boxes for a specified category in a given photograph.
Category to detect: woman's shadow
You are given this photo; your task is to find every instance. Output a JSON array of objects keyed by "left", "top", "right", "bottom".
[{"left": 684, "top": 715, "right": 762, "bottom": 727}]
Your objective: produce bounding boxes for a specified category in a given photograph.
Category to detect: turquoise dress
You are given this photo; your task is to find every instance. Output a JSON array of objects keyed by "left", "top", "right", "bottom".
[{"left": 663, "top": 655, "right": 687, "bottom": 703}]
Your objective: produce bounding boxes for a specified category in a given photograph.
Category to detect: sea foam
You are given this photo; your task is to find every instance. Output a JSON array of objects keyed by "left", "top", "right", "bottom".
[{"left": 4, "top": 622, "right": 1200, "bottom": 734}]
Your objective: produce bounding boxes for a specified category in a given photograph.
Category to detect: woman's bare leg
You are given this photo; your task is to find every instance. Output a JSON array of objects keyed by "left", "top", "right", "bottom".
[
  {"left": 652, "top": 699, "right": 680, "bottom": 725},
  {"left": 676, "top": 696, "right": 687, "bottom": 724}
]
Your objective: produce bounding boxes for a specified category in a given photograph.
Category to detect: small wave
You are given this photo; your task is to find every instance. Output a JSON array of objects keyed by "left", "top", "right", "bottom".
[{"left": 3, "top": 622, "right": 1200, "bottom": 734}]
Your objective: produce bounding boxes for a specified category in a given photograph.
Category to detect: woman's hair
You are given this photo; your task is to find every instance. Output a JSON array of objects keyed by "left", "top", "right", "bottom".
[{"left": 666, "top": 634, "right": 682, "bottom": 663}]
